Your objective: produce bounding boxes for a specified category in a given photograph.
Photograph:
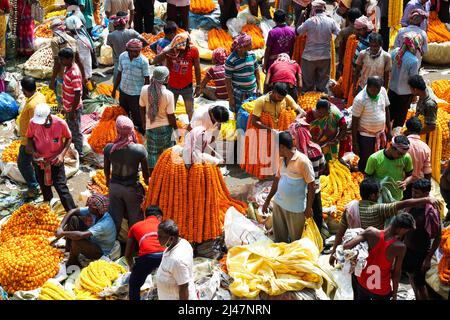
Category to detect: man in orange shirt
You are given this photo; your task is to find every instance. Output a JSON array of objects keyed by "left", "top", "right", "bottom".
[{"left": 125, "top": 205, "right": 166, "bottom": 300}]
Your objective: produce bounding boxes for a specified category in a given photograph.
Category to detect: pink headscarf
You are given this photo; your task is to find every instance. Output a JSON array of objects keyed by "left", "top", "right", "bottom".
[
  {"left": 212, "top": 48, "right": 228, "bottom": 65},
  {"left": 354, "top": 15, "right": 374, "bottom": 31},
  {"left": 126, "top": 38, "right": 143, "bottom": 51},
  {"left": 112, "top": 15, "right": 128, "bottom": 27},
  {"left": 110, "top": 115, "right": 137, "bottom": 153},
  {"left": 231, "top": 32, "right": 252, "bottom": 52},
  {"left": 275, "top": 53, "right": 296, "bottom": 64},
  {"left": 288, "top": 118, "right": 322, "bottom": 159}
]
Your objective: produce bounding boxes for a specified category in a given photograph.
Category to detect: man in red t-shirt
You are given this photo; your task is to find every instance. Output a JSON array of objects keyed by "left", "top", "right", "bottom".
[
  {"left": 26, "top": 103, "right": 76, "bottom": 212},
  {"left": 265, "top": 53, "right": 302, "bottom": 102},
  {"left": 152, "top": 33, "right": 201, "bottom": 120},
  {"left": 125, "top": 205, "right": 166, "bottom": 300},
  {"left": 60, "top": 47, "right": 84, "bottom": 158}
]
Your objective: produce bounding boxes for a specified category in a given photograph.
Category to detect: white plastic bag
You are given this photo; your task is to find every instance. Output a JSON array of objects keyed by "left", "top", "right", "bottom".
[
  {"left": 196, "top": 267, "right": 221, "bottom": 300},
  {"left": 98, "top": 45, "right": 114, "bottom": 66},
  {"left": 227, "top": 18, "right": 246, "bottom": 37},
  {"left": 259, "top": 18, "right": 276, "bottom": 42},
  {"left": 331, "top": 269, "right": 353, "bottom": 300},
  {"left": 224, "top": 206, "right": 271, "bottom": 249}
]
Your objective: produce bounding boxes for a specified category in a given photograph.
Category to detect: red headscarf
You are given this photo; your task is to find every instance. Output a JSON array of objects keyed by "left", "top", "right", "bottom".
[
  {"left": 110, "top": 115, "right": 137, "bottom": 153},
  {"left": 212, "top": 48, "right": 228, "bottom": 65},
  {"left": 288, "top": 118, "right": 323, "bottom": 159}
]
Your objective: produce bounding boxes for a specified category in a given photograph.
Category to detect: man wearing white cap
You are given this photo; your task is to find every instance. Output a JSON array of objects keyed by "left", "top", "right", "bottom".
[
  {"left": 25, "top": 103, "right": 77, "bottom": 212},
  {"left": 296, "top": 0, "right": 340, "bottom": 93}
]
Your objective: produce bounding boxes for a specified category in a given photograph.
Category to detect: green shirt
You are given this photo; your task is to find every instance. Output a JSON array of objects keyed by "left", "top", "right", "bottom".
[
  {"left": 340, "top": 200, "right": 398, "bottom": 230},
  {"left": 365, "top": 149, "right": 414, "bottom": 200}
]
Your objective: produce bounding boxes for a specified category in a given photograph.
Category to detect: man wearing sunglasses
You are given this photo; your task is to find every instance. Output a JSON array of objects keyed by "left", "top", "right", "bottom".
[{"left": 365, "top": 135, "right": 414, "bottom": 201}]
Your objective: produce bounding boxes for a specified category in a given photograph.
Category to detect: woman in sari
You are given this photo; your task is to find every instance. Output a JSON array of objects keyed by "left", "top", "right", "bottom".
[
  {"left": 17, "top": 0, "right": 34, "bottom": 56},
  {"left": 305, "top": 97, "right": 347, "bottom": 161}
]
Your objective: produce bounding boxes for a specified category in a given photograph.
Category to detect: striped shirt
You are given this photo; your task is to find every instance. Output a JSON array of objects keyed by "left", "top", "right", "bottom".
[
  {"left": 340, "top": 200, "right": 398, "bottom": 230},
  {"left": 310, "top": 154, "right": 325, "bottom": 193},
  {"left": 224, "top": 51, "right": 259, "bottom": 91},
  {"left": 118, "top": 52, "right": 150, "bottom": 96},
  {"left": 352, "top": 86, "right": 390, "bottom": 137},
  {"left": 206, "top": 65, "right": 228, "bottom": 100},
  {"left": 62, "top": 63, "right": 83, "bottom": 112}
]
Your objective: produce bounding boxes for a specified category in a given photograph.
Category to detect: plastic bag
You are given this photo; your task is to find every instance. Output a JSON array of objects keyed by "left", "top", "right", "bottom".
[
  {"left": 227, "top": 17, "right": 246, "bottom": 37},
  {"left": 224, "top": 206, "right": 271, "bottom": 249},
  {"left": 190, "top": 29, "right": 213, "bottom": 60},
  {"left": 98, "top": 45, "right": 114, "bottom": 66},
  {"left": 423, "top": 41, "right": 450, "bottom": 65},
  {"left": 259, "top": 18, "right": 276, "bottom": 42},
  {"left": 0, "top": 93, "right": 19, "bottom": 123},
  {"left": 196, "top": 267, "right": 221, "bottom": 300},
  {"left": 301, "top": 218, "right": 324, "bottom": 253},
  {"left": 236, "top": 108, "right": 249, "bottom": 131}
]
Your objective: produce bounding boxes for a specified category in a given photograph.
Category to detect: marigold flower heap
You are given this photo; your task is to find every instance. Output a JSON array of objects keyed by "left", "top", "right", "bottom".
[
  {"left": 88, "top": 106, "right": 143, "bottom": 154},
  {"left": 1, "top": 140, "right": 20, "bottom": 163},
  {"left": 144, "top": 148, "right": 247, "bottom": 243}
]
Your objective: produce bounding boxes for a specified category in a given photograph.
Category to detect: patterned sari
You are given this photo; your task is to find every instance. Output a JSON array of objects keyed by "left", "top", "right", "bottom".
[
  {"left": 17, "top": 0, "right": 34, "bottom": 56},
  {"left": 306, "top": 105, "right": 345, "bottom": 161}
]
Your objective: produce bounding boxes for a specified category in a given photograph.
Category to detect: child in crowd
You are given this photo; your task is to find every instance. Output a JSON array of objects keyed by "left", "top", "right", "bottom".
[
  {"left": 200, "top": 48, "right": 229, "bottom": 101},
  {"left": 150, "top": 21, "right": 178, "bottom": 55}
]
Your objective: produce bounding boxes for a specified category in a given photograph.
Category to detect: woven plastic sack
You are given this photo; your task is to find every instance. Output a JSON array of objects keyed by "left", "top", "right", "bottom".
[
  {"left": 98, "top": 45, "right": 114, "bottom": 66},
  {"left": 423, "top": 41, "right": 450, "bottom": 65},
  {"left": 301, "top": 218, "right": 324, "bottom": 253},
  {"left": 0, "top": 93, "right": 19, "bottom": 123}
]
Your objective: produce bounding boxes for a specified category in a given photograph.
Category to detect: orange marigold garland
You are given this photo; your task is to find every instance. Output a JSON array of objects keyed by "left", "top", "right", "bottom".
[
  {"left": 292, "top": 35, "right": 306, "bottom": 64},
  {"left": 438, "top": 227, "right": 450, "bottom": 285},
  {"left": 241, "top": 108, "right": 296, "bottom": 179},
  {"left": 143, "top": 148, "right": 246, "bottom": 243},
  {"left": 1, "top": 140, "right": 20, "bottom": 163},
  {"left": 190, "top": 0, "right": 216, "bottom": 14},
  {"left": 241, "top": 24, "right": 265, "bottom": 49},
  {"left": 341, "top": 34, "right": 358, "bottom": 100},
  {"left": 208, "top": 28, "right": 233, "bottom": 52}
]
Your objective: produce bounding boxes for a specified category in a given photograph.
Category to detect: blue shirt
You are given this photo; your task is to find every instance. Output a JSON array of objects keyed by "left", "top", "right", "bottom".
[
  {"left": 273, "top": 151, "right": 315, "bottom": 213},
  {"left": 150, "top": 38, "right": 171, "bottom": 54},
  {"left": 389, "top": 49, "right": 420, "bottom": 95},
  {"left": 79, "top": 207, "right": 116, "bottom": 255},
  {"left": 118, "top": 52, "right": 150, "bottom": 96},
  {"left": 401, "top": 0, "right": 431, "bottom": 31}
]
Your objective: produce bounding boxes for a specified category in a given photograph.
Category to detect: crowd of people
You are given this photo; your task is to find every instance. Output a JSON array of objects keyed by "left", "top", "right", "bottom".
[{"left": 3, "top": 0, "right": 450, "bottom": 301}]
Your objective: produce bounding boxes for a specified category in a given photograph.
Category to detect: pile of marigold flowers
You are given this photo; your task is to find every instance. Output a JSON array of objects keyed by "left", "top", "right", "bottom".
[
  {"left": 88, "top": 106, "right": 143, "bottom": 154},
  {"left": 144, "top": 148, "right": 246, "bottom": 243},
  {"left": 1, "top": 140, "right": 20, "bottom": 163}
]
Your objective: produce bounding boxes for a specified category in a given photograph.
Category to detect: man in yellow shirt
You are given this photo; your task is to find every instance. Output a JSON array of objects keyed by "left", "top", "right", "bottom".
[
  {"left": 18, "top": 77, "right": 46, "bottom": 198},
  {"left": 251, "top": 82, "right": 306, "bottom": 130}
]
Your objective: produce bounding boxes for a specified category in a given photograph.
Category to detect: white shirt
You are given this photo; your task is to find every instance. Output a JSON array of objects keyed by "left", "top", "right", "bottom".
[
  {"left": 352, "top": 86, "right": 390, "bottom": 137},
  {"left": 156, "top": 238, "right": 197, "bottom": 300},
  {"left": 190, "top": 105, "right": 215, "bottom": 131}
]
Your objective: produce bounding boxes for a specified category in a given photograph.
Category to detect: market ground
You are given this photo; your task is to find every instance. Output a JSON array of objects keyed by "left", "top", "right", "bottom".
[{"left": 0, "top": 51, "right": 449, "bottom": 301}]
